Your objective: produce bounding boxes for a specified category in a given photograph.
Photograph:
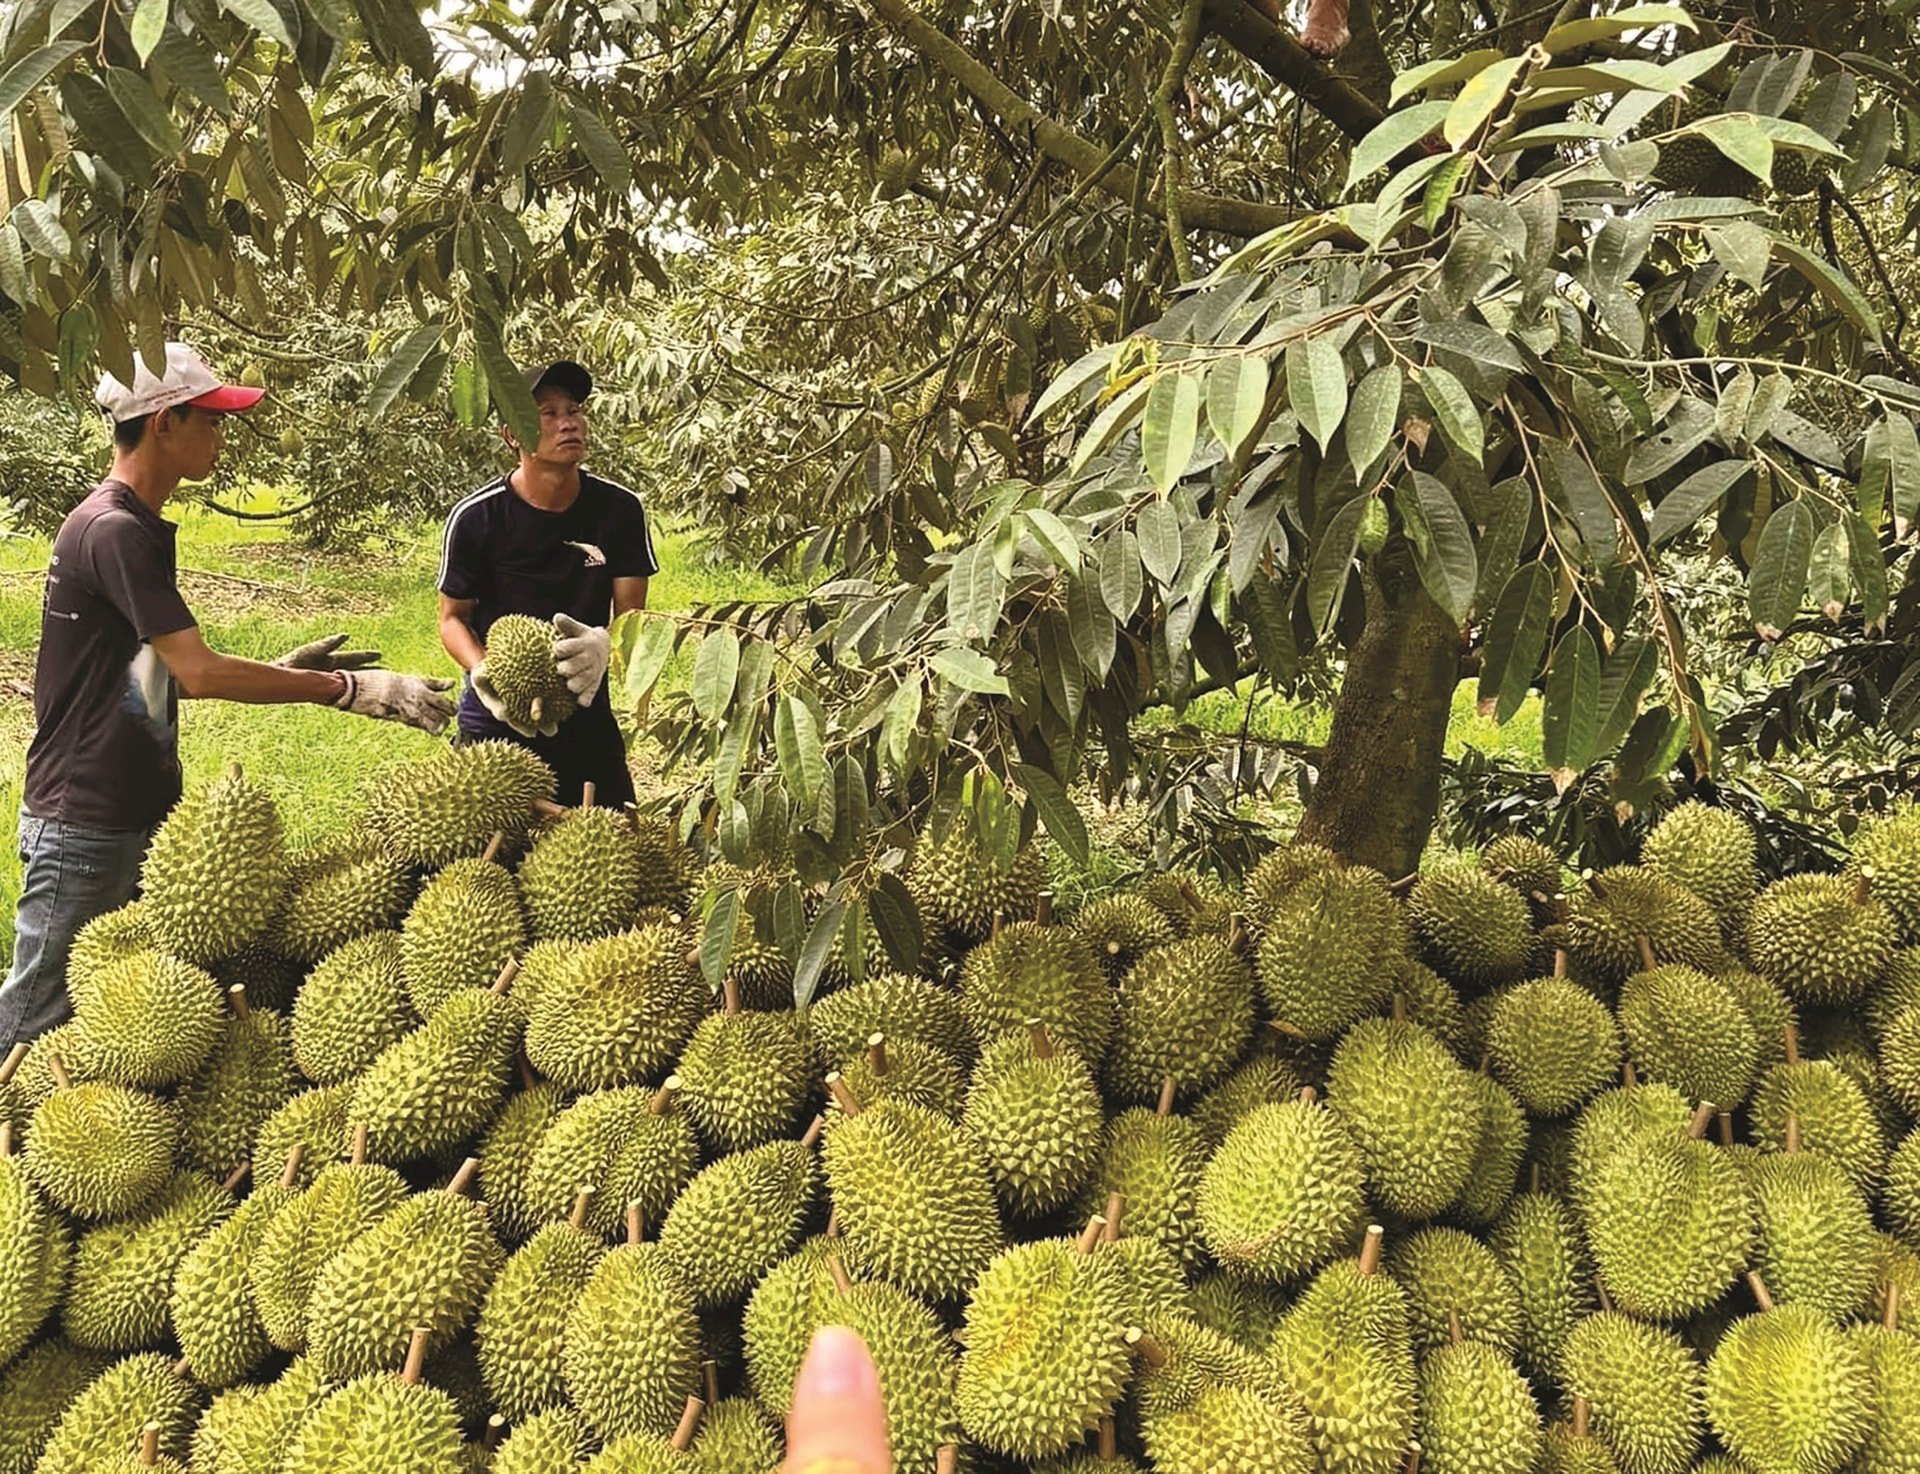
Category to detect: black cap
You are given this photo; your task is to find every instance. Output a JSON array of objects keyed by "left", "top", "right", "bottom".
[{"left": 522, "top": 359, "right": 592, "bottom": 403}]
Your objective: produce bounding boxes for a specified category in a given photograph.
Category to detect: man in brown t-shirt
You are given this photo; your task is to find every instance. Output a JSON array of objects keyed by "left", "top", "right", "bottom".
[{"left": 0, "top": 344, "right": 458, "bottom": 1051}]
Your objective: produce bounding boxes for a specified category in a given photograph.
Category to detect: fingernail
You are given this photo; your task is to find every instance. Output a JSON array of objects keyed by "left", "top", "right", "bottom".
[{"left": 796, "top": 1325, "right": 880, "bottom": 1401}]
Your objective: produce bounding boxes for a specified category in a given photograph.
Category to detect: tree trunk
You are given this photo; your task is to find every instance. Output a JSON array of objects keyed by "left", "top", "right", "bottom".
[{"left": 1296, "top": 574, "right": 1461, "bottom": 878}]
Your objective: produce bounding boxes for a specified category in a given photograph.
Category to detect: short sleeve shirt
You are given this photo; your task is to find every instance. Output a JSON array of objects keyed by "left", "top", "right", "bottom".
[{"left": 25, "top": 481, "right": 197, "bottom": 831}]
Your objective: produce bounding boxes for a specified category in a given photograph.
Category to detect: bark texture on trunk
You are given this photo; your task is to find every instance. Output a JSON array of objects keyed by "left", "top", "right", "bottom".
[{"left": 1295, "top": 574, "right": 1461, "bottom": 878}]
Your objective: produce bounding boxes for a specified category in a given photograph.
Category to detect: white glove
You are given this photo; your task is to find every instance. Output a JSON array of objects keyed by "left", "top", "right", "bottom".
[
  {"left": 552, "top": 614, "right": 611, "bottom": 706},
  {"left": 470, "top": 664, "right": 558, "bottom": 739},
  {"left": 334, "top": 671, "right": 456, "bottom": 735}
]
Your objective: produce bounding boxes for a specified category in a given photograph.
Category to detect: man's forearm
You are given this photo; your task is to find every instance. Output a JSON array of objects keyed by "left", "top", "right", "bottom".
[
  {"left": 178, "top": 655, "right": 347, "bottom": 705},
  {"left": 439, "top": 614, "right": 485, "bottom": 672}
]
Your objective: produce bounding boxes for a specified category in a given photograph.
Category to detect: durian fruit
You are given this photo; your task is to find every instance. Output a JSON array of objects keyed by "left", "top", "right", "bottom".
[
  {"left": 32, "top": 1353, "right": 199, "bottom": 1474},
  {"left": 657, "top": 1134, "right": 818, "bottom": 1308},
  {"left": 823, "top": 1090, "right": 1002, "bottom": 1300},
  {"left": 1848, "top": 1293, "right": 1920, "bottom": 1474},
  {"left": 209, "top": 943, "right": 302, "bottom": 1016},
  {"left": 1888, "top": 1128, "right": 1920, "bottom": 1242},
  {"left": 1074, "top": 1087, "right": 1208, "bottom": 1269},
  {"left": 1386, "top": 1225, "right": 1522, "bottom": 1354},
  {"left": 1191, "top": 1054, "right": 1302, "bottom": 1151},
  {"left": 1583, "top": 1102, "right": 1755, "bottom": 1323},
  {"left": 724, "top": 934, "right": 795, "bottom": 1013},
  {"left": 1745, "top": 1123, "right": 1876, "bottom": 1319},
  {"left": 483, "top": 614, "right": 578, "bottom": 732},
  {"left": 1558, "top": 1311, "right": 1704, "bottom": 1474},
  {"left": 491, "top": 1407, "right": 593, "bottom": 1474},
  {"left": 191, "top": 1385, "right": 262, "bottom": 1474},
  {"left": 478, "top": 1078, "right": 567, "bottom": 1244},
  {"left": 1138, "top": 868, "right": 1237, "bottom": 938},
  {"left": 578, "top": 1395, "right": 704, "bottom": 1474},
  {"left": 1073, "top": 894, "right": 1178, "bottom": 983},
  {"left": 24, "top": 1056, "right": 177, "bottom": 1219},
  {"left": 1197, "top": 1088, "right": 1365, "bottom": 1284},
  {"left": 1105, "top": 937, "right": 1254, "bottom": 1105},
  {"left": 1490, "top": 1187, "right": 1595, "bottom": 1381},
  {"left": 1481, "top": 834, "right": 1564, "bottom": 909},
  {"left": 1569, "top": 1082, "right": 1694, "bottom": 1213},
  {"left": 1189, "top": 1271, "right": 1290, "bottom": 1351},
  {"left": 65, "top": 900, "right": 154, "bottom": 1009},
  {"left": 67, "top": 950, "right": 223, "bottom": 1087},
  {"left": 677, "top": 980, "right": 813, "bottom": 1152},
  {"left": 369, "top": 741, "right": 555, "bottom": 870},
  {"left": 1030, "top": 1420, "right": 1143, "bottom": 1474},
  {"left": 170, "top": 1150, "right": 305, "bottom": 1386},
  {"left": 1745, "top": 873, "right": 1895, "bottom": 1004},
  {"left": 525, "top": 924, "right": 706, "bottom": 1090},
  {"left": 175, "top": 986, "right": 297, "bottom": 1179},
  {"left": 1270, "top": 1228, "right": 1418, "bottom": 1474},
  {"left": 282, "top": 1329, "right": 469, "bottom": 1474},
  {"left": 518, "top": 798, "right": 645, "bottom": 942},
  {"left": 563, "top": 1227, "right": 704, "bottom": 1443},
  {"left": 1456, "top": 1072, "right": 1527, "bottom": 1225},
  {"left": 251, "top": 1084, "right": 350, "bottom": 1190},
  {"left": 1561, "top": 868, "right": 1723, "bottom": 985},
  {"left": 956, "top": 1224, "right": 1134, "bottom": 1459},
  {"left": 291, "top": 932, "right": 416, "bottom": 1086},
  {"left": 1717, "top": 967, "right": 1797, "bottom": 1072},
  {"left": 1703, "top": 1274, "right": 1869, "bottom": 1474},
  {"left": 141, "top": 764, "right": 288, "bottom": 966},
  {"left": 1417, "top": 1334, "right": 1543, "bottom": 1474},
  {"left": 305, "top": 1158, "right": 505, "bottom": 1381},
  {"left": 1537, "top": 1399, "right": 1622, "bottom": 1474},
  {"left": 689, "top": 1392, "right": 780, "bottom": 1474},
  {"left": 1257, "top": 867, "right": 1405, "bottom": 1040},
  {"left": 1850, "top": 803, "right": 1920, "bottom": 943},
  {"left": 828, "top": 1032, "right": 966, "bottom": 1119},
  {"left": 196, "top": 1354, "right": 334, "bottom": 1474},
  {"left": 0, "top": 1042, "right": 31, "bottom": 1143},
  {"left": 1750, "top": 1028, "right": 1888, "bottom": 1191},
  {"left": 1099, "top": 1202, "right": 1189, "bottom": 1321},
  {"left": 1326, "top": 1014, "right": 1481, "bottom": 1220},
  {"left": 1394, "top": 957, "right": 1470, "bottom": 1056},
  {"left": 907, "top": 825, "right": 1046, "bottom": 947},
  {"left": 1241, "top": 843, "right": 1338, "bottom": 933},
  {"left": 275, "top": 835, "right": 413, "bottom": 964},
  {"left": 1640, "top": 803, "right": 1758, "bottom": 924},
  {"left": 963, "top": 1022, "right": 1105, "bottom": 1219},
  {"left": 525, "top": 1080, "right": 697, "bottom": 1242},
  {"left": 1131, "top": 1317, "right": 1317, "bottom": 1474},
  {"left": 806, "top": 972, "right": 976, "bottom": 1069},
  {"left": 1878, "top": 1001, "right": 1920, "bottom": 1118},
  {"left": 1618, "top": 961, "right": 1761, "bottom": 1109},
  {"left": 401, "top": 841, "right": 527, "bottom": 1017},
  {"left": 959, "top": 921, "right": 1112, "bottom": 1064},
  {"left": 476, "top": 1187, "right": 608, "bottom": 1424},
  {"left": 628, "top": 816, "right": 697, "bottom": 915},
  {"left": 0, "top": 1120, "right": 68, "bottom": 1366},
  {"left": 349, "top": 966, "right": 521, "bottom": 1164},
  {"left": 1408, "top": 860, "right": 1534, "bottom": 987},
  {"left": 0, "top": 1340, "right": 112, "bottom": 1474}
]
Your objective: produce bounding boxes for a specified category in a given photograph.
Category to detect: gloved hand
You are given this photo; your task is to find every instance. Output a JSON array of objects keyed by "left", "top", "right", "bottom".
[
  {"left": 470, "top": 663, "right": 559, "bottom": 739},
  {"left": 552, "top": 614, "right": 611, "bottom": 706},
  {"left": 334, "top": 671, "right": 457, "bottom": 735},
  {"left": 275, "top": 633, "right": 383, "bottom": 672}
]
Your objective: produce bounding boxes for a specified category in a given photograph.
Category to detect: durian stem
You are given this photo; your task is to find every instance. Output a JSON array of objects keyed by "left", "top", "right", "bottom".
[
  {"left": 1388, "top": 871, "right": 1419, "bottom": 894},
  {"left": 1390, "top": 993, "right": 1407, "bottom": 1023},
  {"left": 990, "top": 911, "right": 1004, "bottom": 942},
  {"left": 228, "top": 984, "right": 250, "bottom": 1018},
  {"left": 1026, "top": 1018, "right": 1055, "bottom": 1060},
  {"left": 651, "top": 1076, "right": 680, "bottom": 1116},
  {"left": 582, "top": 781, "right": 598, "bottom": 810},
  {"left": 482, "top": 831, "right": 506, "bottom": 865},
  {"left": 1035, "top": 891, "right": 1054, "bottom": 925},
  {"left": 1887, "top": 1283, "right": 1902, "bottom": 1331},
  {"left": 1784, "top": 1113, "right": 1801, "bottom": 1153},
  {"left": 141, "top": 1424, "right": 160, "bottom": 1468},
  {"left": 826, "top": 1205, "right": 841, "bottom": 1239},
  {"left": 1622, "top": 1061, "right": 1638, "bottom": 1088},
  {"left": 936, "top": 1448, "right": 959, "bottom": 1474},
  {"left": 1126, "top": 1328, "right": 1168, "bottom": 1368},
  {"left": 484, "top": 1415, "right": 506, "bottom": 1450},
  {"left": 446, "top": 1157, "right": 482, "bottom": 1197},
  {"left": 0, "top": 1122, "right": 10, "bottom": 1157},
  {"left": 1076, "top": 1217, "right": 1107, "bottom": 1254},
  {"left": 1855, "top": 867, "right": 1874, "bottom": 905},
  {"left": 1402, "top": 1442, "right": 1423, "bottom": 1474},
  {"left": 570, "top": 1186, "right": 596, "bottom": 1231},
  {"left": 1098, "top": 1419, "right": 1118, "bottom": 1460},
  {"left": 1106, "top": 940, "right": 1124, "bottom": 958},
  {"left": 490, "top": 959, "right": 520, "bottom": 997},
  {"left": 671, "top": 1396, "right": 704, "bottom": 1452},
  {"left": 1268, "top": 1019, "right": 1309, "bottom": 1041},
  {"left": 1359, "top": 1224, "right": 1384, "bottom": 1276},
  {"left": 826, "top": 1255, "right": 854, "bottom": 1295},
  {"left": 401, "top": 1328, "right": 430, "bottom": 1386},
  {"left": 1747, "top": 1271, "right": 1774, "bottom": 1311},
  {"left": 1156, "top": 1077, "right": 1177, "bottom": 1117},
  {"left": 0, "top": 1042, "right": 26, "bottom": 1085},
  {"left": 1529, "top": 1162, "right": 1541, "bottom": 1195},
  {"left": 1583, "top": 869, "right": 1606, "bottom": 900},
  {"left": 170, "top": 1356, "right": 191, "bottom": 1380},
  {"left": 1298, "top": 1086, "right": 1319, "bottom": 1106},
  {"left": 704, "top": 1360, "right": 721, "bottom": 1407},
  {"left": 1687, "top": 1101, "right": 1717, "bottom": 1140},
  {"left": 45, "top": 1053, "right": 71, "bottom": 1092},
  {"left": 1447, "top": 1308, "right": 1463, "bottom": 1347},
  {"left": 1718, "top": 1112, "right": 1735, "bottom": 1148},
  {"left": 722, "top": 976, "right": 741, "bottom": 1016},
  {"left": 1552, "top": 949, "right": 1568, "bottom": 980},
  {"left": 530, "top": 697, "right": 545, "bottom": 725},
  {"left": 802, "top": 1114, "right": 826, "bottom": 1150},
  {"left": 227, "top": 762, "right": 244, "bottom": 781},
  {"left": 1784, "top": 1022, "right": 1801, "bottom": 1066},
  {"left": 866, "top": 1033, "right": 889, "bottom": 1076},
  {"left": 626, "top": 1203, "right": 646, "bottom": 1245},
  {"left": 827, "top": 1073, "right": 864, "bottom": 1117},
  {"left": 1228, "top": 914, "right": 1246, "bottom": 952},
  {"left": 517, "top": 1053, "right": 538, "bottom": 1092},
  {"left": 1594, "top": 1277, "right": 1612, "bottom": 1313},
  {"left": 1572, "top": 1397, "right": 1590, "bottom": 1438},
  {"left": 1634, "top": 935, "right": 1657, "bottom": 973},
  {"left": 1103, "top": 1191, "right": 1126, "bottom": 1241},
  {"left": 351, "top": 1124, "right": 370, "bottom": 1166},
  {"left": 279, "top": 1144, "right": 304, "bottom": 1189},
  {"left": 531, "top": 799, "right": 568, "bottom": 820},
  {"left": 1552, "top": 891, "right": 1570, "bottom": 924},
  {"left": 221, "top": 1160, "right": 252, "bottom": 1194}
]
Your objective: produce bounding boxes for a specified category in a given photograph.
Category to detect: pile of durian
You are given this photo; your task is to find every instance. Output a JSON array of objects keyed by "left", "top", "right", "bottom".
[{"left": 5, "top": 743, "right": 1920, "bottom": 1474}]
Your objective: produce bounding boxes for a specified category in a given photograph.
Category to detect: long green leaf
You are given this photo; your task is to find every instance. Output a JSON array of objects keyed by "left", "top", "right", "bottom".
[
  {"left": 1696, "top": 114, "right": 1774, "bottom": 183},
  {"left": 472, "top": 318, "right": 539, "bottom": 448},
  {"left": 791, "top": 898, "right": 845, "bottom": 1009},
  {"left": 1542, "top": 444, "right": 1619, "bottom": 570},
  {"left": 1289, "top": 337, "right": 1348, "bottom": 451},
  {"left": 1142, "top": 372, "right": 1201, "bottom": 494},
  {"left": 1136, "top": 499, "right": 1182, "bottom": 589},
  {"left": 1346, "top": 366, "right": 1402, "bottom": 478},
  {"left": 1345, "top": 100, "right": 1451, "bottom": 192},
  {"left": 1397, "top": 472, "right": 1478, "bottom": 624},
  {"left": 1624, "top": 395, "right": 1715, "bottom": 483},
  {"left": 1069, "top": 377, "right": 1151, "bottom": 474},
  {"left": 1014, "top": 762, "right": 1089, "bottom": 868},
  {"left": 930, "top": 647, "right": 1010, "bottom": 696},
  {"left": 1306, "top": 497, "right": 1366, "bottom": 637},
  {"left": 774, "top": 694, "right": 826, "bottom": 810},
  {"left": 1021, "top": 509, "right": 1082, "bottom": 571},
  {"left": 1881, "top": 414, "right": 1920, "bottom": 535},
  {"left": 1445, "top": 55, "right": 1525, "bottom": 147},
  {"left": 866, "top": 873, "right": 923, "bottom": 973},
  {"left": 1594, "top": 637, "right": 1659, "bottom": 754},
  {"left": 1479, "top": 563, "right": 1554, "bottom": 721},
  {"left": 945, "top": 540, "right": 1005, "bottom": 642},
  {"left": 620, "top": 618, "right": 677, "bottom": 707},
  {"left": 1748, "top": 499, "right": 1815, "bottom": 638},
  {"left": 1028, "top": 343, "right": 1121, "bottom": 424},
  {"left": 1068, "top": 572, "right": 1117, "bottom": 678},
  {"left": 102, "top": 67, "right": 182, "bottom": 155},
  {"left": 1391, "top": 50, "right": 1506, "bottom": 106},
  {"left": 699, "top": 885, "right": 740, "bottom": 988},
  {"left": 1542, "top": 3, "right": 1695, "bottom": 52},
  {"left": 1418, "top": 365, "right": 1483, "bottom": 463},
  {"left": 565, "top": 97, "right": 631, "bottom": 193},
  {"left": 0, "top": 43, "right": 81, "bottom": 127},
  {"left": 217, "top": 0, "right": 295, "bottom": 48},
  {"left": 1649, "top": 460, "right": 1751, "bottom": 545},
  {"left": 1206, "top": 355, "right": 1268, "bottom": 457},
  {"left": 691, "top": 627, "right": 741, "bottom": 722},
  {"left": 129, "top": 0, "right": 167, "bottom": 62},
  {"left": 1100, "top": 530, "right": 1144, "bottom": 621},
  {"left": 364, "top": 321, "right": 444, "bottom": 418},
  {"left": 1542, "top": 626, "right": 1602, "bottom": 772},
  {"left": 1771, "top": 236, "right": 1883, "bottom": 343}
]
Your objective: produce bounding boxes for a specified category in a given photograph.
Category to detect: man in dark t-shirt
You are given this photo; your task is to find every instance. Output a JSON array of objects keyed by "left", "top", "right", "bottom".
[
  {"left": 0, "top": 343, "right": 457, "bottom": 1051},
  {"left": 437, "top": 359, "right": 657, "bottom": 807}
]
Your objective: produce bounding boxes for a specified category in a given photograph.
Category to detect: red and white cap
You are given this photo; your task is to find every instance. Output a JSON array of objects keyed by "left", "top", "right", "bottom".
[{"left": 94, "top": 343, "right": 266, "bottom": 422}]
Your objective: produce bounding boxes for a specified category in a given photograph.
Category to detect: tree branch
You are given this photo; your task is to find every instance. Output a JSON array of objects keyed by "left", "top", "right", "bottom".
[
  {"left": 1154, "top": 0, "right": 1207, "bottom": 281},
  {"left": 1196, "top": 0, "right": 1385, "bottom": 142},
  {"left": 861, "top": 0, "right": 1296, "bottom": 238}
]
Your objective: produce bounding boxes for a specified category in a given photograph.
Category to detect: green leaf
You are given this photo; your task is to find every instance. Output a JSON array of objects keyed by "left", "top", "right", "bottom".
[
  {"left": 1396, "top": 471, "right": 1478, "bottom": 624},
  {"left": 1028, "top": 343, "right": 1121, "bottom": 424},
  {"left": 620, "top": 618, "right": 677, "bottom": 707},
  {"left": 945, "top": 541, "right": 1005, "bottom": 642},
  {"left": 10, "top": 199, "right": 69, "bottom": 261},
  {"left": 1700, "top": 221, "right": 1772, "bottom": 294},
  {"left": 1879, "top": 415, "right": 1920, "bottom": 535},
  {"left": 699, "top": 885, "right": 740, "bottom": 988},
  {"left": 1807, "top": 520, "right": 1849, "bottom": 618},
  {"left": 1445, "top": 55, "right": 1525, "bottom": 148},
  {"left": 1070, "top": 377, "right": 1150, "bottom": 474},
  {"left": 1346, "top": 366, "right": 1401, "bottom": 477},
  {"left": 1694, "top": 114, "right": 1774, "bottom": 183},
  {"left": 1422, "top": 154, "right": 1472, "bottom": 231},
  {"left": 1542, "top": 3, "right": 1696, "bottom": 51},
  {"left": 1021, "top": 509, "right": 1081, "bottom": 571},
  {"left": 1414, "top": 322, "right": 1526, "bottom": 375},
  {"left": 1543, "top": 627, "right": 1603, "bottom": 772},
  {"left": 1306, "top": 497, "right": 1367, "bottom": 637},
  {"left": 791, "top": 898, "right": 845, "bottom": 1009},
  {"left": 472, "top": 319, "right": 539, "bottom": 448},
  {"left": 930, "top": 647, "right": 1010, "bottom": 696},
  {"left": 1014, "top": 762, "right": 1089, "bottom": 868},
  {"left": 1067, "top": 572, "right": 1117, "bottom": 678},
  {"left": 0, "top": 44, "right": 82, "bottom": 128},
  {"left": 1479, "top": 563, "right": 1555, "bottom": 722},
  {"left": 1845, "top": 513, "right": 1889, "bottom": 630},
  {"left": 1770, "top": 236, "right": 1882, "bottom": 342},
  {"left": 881, "top": 678, "right": 920, "bottom": 774},
  {"left": 1100, "top": 530, "right": 1144, "bottom": 620},
  {"left": 1649, "top": 460, "right": 1751, "bottom": 545},
  {"left": 1142, "top": 372, "right": 1201, "bottom": 494},
  {"left": 1542, "top": 443, "right": 1619, "bottom": 570},
  {"left": 1625, "top": 395, "right": 1715, "bottom": 483},
  {"left": 565, "top": 97, "right": 631, "bottom": 193},
  {"left": 1842, "top": 102, "right": 1894, "bottom": 194},
  {"left": 1474, "top": 477, "right": 1533, "bottom": 612},
  {"left": 1206, "top": 356, "right": 1268, "bottom": 457},
  {"left": 217, "top": 0, "right": 295, "bottom": 48},
  {"left": 450, "top": 357, "right": 488, "bottom": 428},
  {"left": 498, "top": 70, "right": 555, "bottom": 177},
  {"left": 129, "top": 0, "right": 167, "bottom": 62},
  {"left": 1289, "top": 337, "right": 1348, "bottom": 452},
  {"left": 102, "top": 67, "right": 182, "bottom": 155},
  {"left": 1748, "top": 498, "right": 1816, "bottom": 639},
  {"left": 1136, "top": 499, "right": 1182, "bottom": 588},
  {"left": 866, "top": 873, "right": 923, "bottom": 974},
  {"left": 775, "top": 694, "right": 827, "bottom": 811},
  {"left": 1418, "top": 366, "right": 1482, "bottom": 464},
  {"left": 1594, "top": 637, "right": 1659, "bottom": 754},
  {"left": 1345, "top": 99, "right": 1451, "bottom": 192},
  {"left": 363, "top": 322, "right": 444, "bottom": 418},
  {"left": 1391, "top": 50, "right": 1506, "bottom": 106},
  {"left": 691, "top": 627, "right": 741, "bottom": 723}
]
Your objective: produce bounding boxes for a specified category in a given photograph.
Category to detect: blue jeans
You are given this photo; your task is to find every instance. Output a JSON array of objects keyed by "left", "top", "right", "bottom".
[{"left": 0, "top": 813, "right": 153, "bottom": 1052}]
